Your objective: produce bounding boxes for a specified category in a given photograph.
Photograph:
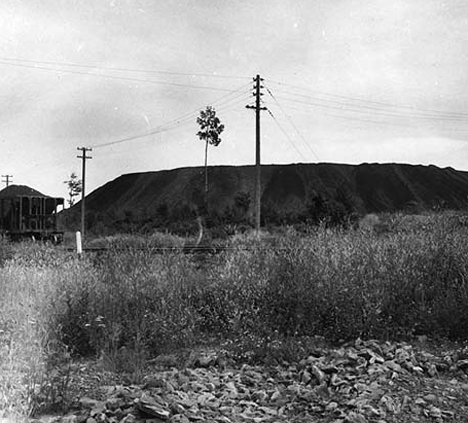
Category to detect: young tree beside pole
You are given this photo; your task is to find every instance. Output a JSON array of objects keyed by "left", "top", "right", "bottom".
[
  {"left": 63, "top": 172, "right": 82, "bottom": 207},
  {"left": 196, "top": 106, "right": 225, "bottom": 209}
]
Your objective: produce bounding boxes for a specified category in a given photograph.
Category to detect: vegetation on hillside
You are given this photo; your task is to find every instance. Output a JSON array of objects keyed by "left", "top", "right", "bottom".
[
  {"left": 65, "top": 185, "right": 360, "bottom": 237},
  {"left": 60, "top": 163, "right": 468, "bottom": 236}
]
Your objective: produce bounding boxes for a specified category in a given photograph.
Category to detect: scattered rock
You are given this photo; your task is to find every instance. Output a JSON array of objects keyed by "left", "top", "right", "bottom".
[
  {"left": 169, "top": 415, "right": 190, "bottom": 423},
  {"left": 79, "top": 397, "right": 99, "bottom": 409},
  {"left": 42, "top": 340, "right": 468, "bottom": 423},
  {"left": 383, "top": 360, "right": 402, "bottom": 373},
  {"left": 457, "top": 359, "right": 468, "bottom": 372},
  {"left": 310, "top": 364, "right": 326, "bottom": 384},
  {"left": 428, "top": 405, "right": 442, "bottom": 419},
  {"left": 137, "top": 395, "right": 170, "bottom": 420},
  {"left": 423, "top": 393, "right": 438, "bottom": 403},
  {"left": 120, "top": 414, "right": 136, "bottom": 423}
]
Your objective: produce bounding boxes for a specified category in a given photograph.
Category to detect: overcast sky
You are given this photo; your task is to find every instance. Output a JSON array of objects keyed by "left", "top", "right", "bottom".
[{"left": 1, "top": 0, "right": 468, "bottom": 198}]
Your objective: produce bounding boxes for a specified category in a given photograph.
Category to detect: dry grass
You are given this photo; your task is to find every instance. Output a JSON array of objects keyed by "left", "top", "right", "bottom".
[
  {"left": 0, "top": 245, "right": 90, "bottom": 418},
  {"left": 1, "top": 212, "right": 468, "bottom": 418}
]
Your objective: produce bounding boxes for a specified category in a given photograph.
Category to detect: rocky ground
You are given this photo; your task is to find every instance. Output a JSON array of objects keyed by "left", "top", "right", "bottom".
[{"left": 35, "top": 338, "right": 468, "bottom": 423}]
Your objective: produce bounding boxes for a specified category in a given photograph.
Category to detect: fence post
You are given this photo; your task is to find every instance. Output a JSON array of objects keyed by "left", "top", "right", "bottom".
[{"left": 76, "top": 231, "right": 82, "bottom": 256}]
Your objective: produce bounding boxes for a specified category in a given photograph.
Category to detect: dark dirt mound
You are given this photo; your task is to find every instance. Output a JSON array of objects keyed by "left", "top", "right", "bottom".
[
  {"left": 0, "top": 184, "right": 47, "bottom": 198},
  {"left": 60, "top": 163, "right": 468, "bottom": 231}
]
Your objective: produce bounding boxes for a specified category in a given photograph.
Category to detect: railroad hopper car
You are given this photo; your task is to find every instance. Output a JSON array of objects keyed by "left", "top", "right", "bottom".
[{"left": 0, "top": 186, "right": 64, "bottom": 242}]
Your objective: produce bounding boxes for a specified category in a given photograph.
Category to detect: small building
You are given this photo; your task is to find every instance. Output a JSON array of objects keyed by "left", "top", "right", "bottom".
[{"left": 0, "top": 185, "right": 64, "bottom": 242}]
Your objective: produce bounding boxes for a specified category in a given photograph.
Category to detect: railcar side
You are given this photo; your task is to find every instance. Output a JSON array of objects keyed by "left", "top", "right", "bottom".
[{"left": 0, "top": 195, "right": 64, "bottom": 243}]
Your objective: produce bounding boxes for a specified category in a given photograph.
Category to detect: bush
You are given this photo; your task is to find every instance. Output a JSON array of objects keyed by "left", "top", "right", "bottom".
[
  {"left": 85, "top": 248, "right": 202, "bottom": 357},
  {"left": 202, "top": 219, "right": 468, "bottom": 343},
  {"left": 3, "top": 213, "right": 468, "bottom": 416}
]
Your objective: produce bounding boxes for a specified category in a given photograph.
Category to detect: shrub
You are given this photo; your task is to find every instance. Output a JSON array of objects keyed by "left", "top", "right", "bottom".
[
  {"left": 83, "top": 248, "right": 202, "bottom": 357},
  {"left": 4, "top": 213, "right": 468, "bottom": 416},
  {"left": 204, "top": 218, "right": 468, "bottom": 343}
]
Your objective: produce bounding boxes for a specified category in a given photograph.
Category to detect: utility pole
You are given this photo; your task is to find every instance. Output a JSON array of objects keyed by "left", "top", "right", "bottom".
[
  {"left": 77, "top": 147, "right": 92, "bottom": 240},
  {"left": 246, "top": 74, "right": 266, "bottom": 233},
  {"left": 1, "top": 175, "right": 13, "bottom": 187}
]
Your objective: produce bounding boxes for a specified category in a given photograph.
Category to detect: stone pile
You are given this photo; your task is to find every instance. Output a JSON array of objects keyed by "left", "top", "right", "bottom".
[{"left": 49, "top": 339, "right": 468, "bottom": 423}]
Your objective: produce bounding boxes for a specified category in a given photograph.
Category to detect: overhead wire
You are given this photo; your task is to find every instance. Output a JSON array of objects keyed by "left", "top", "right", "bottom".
[
  {"left": 103, "top": 104, "right": 250, "bottom": 158},
  {"left": 278, "top": 103, "right": 429, "bottom": 130},
  {"left": 265, "top": 79, "right": 468, "bottom": 146},
  {"left": 10, "top": 62, "right": 467, "bottom": 172},
  {"left": 275, "top": 99, "right": 468, "bottom": 139},
  {"left": 90, "top": 82, "right": 252, "bottom": 149},
  {"left": 0, "top": 60, "right": 239, "bottom": 92},
  {"left": 144, "top": 86, "right": 250, "bottom": 133},
  {"left": 264, "top": 81, "right": 468, "bottom": 186},
  {"left": 264, "top": 105, "right": 308, "bottom": 162},
  {"left": 264, "top": 85, "right": 320, "bottom": 160},
  {"left": 101, "top": 94, "right": 251, "bottom": 159},
  {"left": 274, "top": 94, "right": 468, "bottom": 124},
  {"left": 101, "top": 124, "right": 195, "bottom": 159},
  {"left": 0, "top": 56, "right": 251, "bottom": 80},
  {"left": 271, "top": 87, "right": 468, "bottom": 121},
  {"left": 12, "top": 91, "right": 251, "bottom": 168},
  {"left": 267, "top": 79, "right": 468, "bottom": 119},
  {"left": 212, "top": 96, "right": 251, "bottom": 116}
]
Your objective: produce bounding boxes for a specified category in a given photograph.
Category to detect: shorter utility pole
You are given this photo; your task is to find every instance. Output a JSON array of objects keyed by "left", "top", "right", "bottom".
[
  {"left": 77, "top": 147, "right": 92, "bottom": 240},
  {"left": 246, "top": 74, "right": 266, "bottom": 233},
  {"left": 1, "top": 175, "right": 13, "bottom": 187}
]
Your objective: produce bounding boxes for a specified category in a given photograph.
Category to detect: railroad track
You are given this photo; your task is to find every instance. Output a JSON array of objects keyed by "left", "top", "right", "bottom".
[
  {"left": 65, "top": 245, "right": 224, "bottom": 254},
  {"left": 64, "top": 244, "right": 286, "bottom": 254}
]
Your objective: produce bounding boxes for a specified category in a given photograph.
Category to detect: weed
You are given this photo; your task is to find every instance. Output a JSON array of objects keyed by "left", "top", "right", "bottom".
[{"left": 3, "top": 213, "right": 468, "bottom": 419}]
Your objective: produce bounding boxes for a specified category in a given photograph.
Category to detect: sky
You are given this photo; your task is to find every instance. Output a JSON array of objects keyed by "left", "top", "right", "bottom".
[{"left": 1, "top": 0, "right": 468, "bottom": 199}]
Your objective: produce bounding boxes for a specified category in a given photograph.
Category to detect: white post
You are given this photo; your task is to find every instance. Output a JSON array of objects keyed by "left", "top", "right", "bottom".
[{"left": 76, "top": 231, "right": 82, "bottom": 255}]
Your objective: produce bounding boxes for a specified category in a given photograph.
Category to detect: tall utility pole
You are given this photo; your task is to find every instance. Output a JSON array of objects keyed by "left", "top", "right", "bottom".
[
  {"left": 77, "top": 147, "right": 92, "bottom": 239},
  {"left": 246, "top": 74, "right": 267, "bottom": 233},
  {"left": 1, "top": 175, "right": 13, "bottom": 187}
]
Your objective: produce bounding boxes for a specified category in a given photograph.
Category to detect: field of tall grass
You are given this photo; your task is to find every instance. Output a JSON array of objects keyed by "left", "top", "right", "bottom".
[{"left": 1, "top": 212, "right": 468, "bottom": 418}]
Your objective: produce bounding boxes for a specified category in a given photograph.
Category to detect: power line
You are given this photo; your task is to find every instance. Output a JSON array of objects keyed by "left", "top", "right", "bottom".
[
  {"left": 101, "top": 96, "right": 252, "bottom": 158},
  {"left": 101, "top": 104, "right": 250, "bottom": 159},
  {"left": 264, "top": 85, "right": 320, "bottom": 160},
  {"left": 275, "top": 94, "right": 468, "bottom": 122},
  {"left": 90, "top": 83, "right": 251, "bottom": 149},
  {"left": 275, "top": 97, "right": 468, "bottom": 137},
  {"left": 279, "top": 103, "right": 430, "bottom": 130},
  {"left": 271, "top": 86, "right": 468, "bottom": 121},
  {"left": 92, "top": 89, "right": 250, "bottom": 149},
  {"left": 267, "top": 79, "right": 468, "bottom": 118},
  {"left": 0, "top": 60, "right": 239, "bottom": 93},
  {"left": 266, "top": 109, "right": 308, "bottom": 161},
  {"left": 213, "top": 94, "right": 253, "bottom": 113},
  {"left": 0, "top": 56, "right": 251, "bottom": 80},
  {"left": 273, "top": 88, "right": 468, "bottom": 121}
]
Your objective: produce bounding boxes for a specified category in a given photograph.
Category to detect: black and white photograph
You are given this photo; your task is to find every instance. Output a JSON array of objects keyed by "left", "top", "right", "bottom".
[{"left": 1, "top": 1, "right": 468, "bottom": 422}]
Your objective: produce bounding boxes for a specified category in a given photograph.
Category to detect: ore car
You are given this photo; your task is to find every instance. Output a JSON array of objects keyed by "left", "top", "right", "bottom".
[{"left": 0, "top": 185, "right": 64, "bottom": 243}]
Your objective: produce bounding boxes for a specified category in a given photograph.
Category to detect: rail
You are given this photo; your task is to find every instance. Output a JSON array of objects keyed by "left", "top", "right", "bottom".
[
  {"left": 64, "top": 245, "right": 288, "bottom": 254},
  {"left": 65, "top": 246, "right": 224, "bottom": 254}
]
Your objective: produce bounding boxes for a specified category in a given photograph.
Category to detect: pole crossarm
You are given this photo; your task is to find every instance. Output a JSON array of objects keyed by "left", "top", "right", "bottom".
[
  {"left": 245, "top": 74, "right": 267, "bottom": 233},
  {"left": 246, "top": 105, "right": 267, "bottom": 111},
  {"left": 1, "top": 175, "right": 13, "bottom": 187}
]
